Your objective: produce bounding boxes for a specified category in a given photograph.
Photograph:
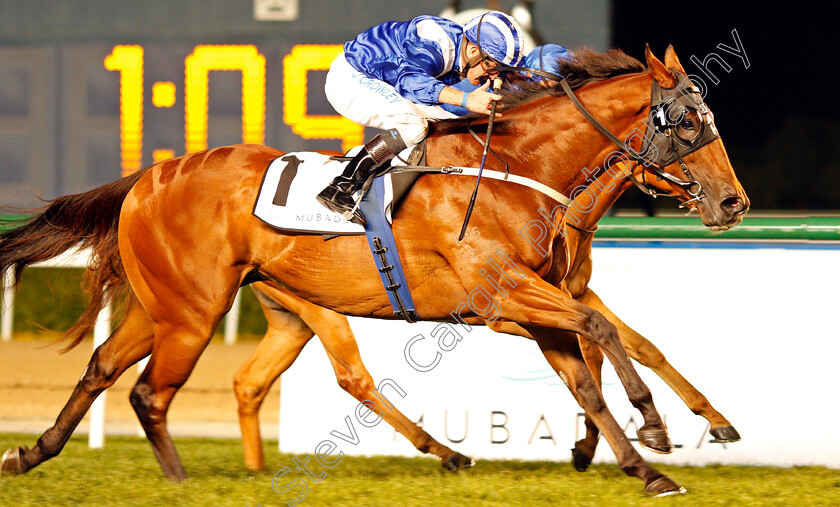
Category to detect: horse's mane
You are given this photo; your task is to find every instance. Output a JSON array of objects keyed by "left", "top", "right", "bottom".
[{"left": 429, "top": 48, "right": 645, "bottom": 135}]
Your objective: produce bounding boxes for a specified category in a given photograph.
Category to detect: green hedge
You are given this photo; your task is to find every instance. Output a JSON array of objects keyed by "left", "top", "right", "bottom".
[
  {"left": 8, "top": 268, "right": 267, "bottom": 338},
  {"left": 594, "top": 216, "right": 840, "bottom": 241}
]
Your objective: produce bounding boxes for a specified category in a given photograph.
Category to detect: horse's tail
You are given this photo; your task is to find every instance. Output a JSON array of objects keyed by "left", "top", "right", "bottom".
[{"left": 0, "top": 168, "right": 149, "bottom": 351}]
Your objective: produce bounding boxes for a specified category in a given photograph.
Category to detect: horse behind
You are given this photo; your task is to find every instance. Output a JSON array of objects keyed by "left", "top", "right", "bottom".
[
  {"left": 0, "top": 46, "right": 747, "bottom": 497},
  {"left": 233, "top": 213, "right": 742, "bottom": 473}
]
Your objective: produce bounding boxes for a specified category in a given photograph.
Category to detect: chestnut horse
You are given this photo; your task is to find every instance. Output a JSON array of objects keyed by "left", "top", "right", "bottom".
[{"left": 0, "top": 46, "right": 747, "bottom": 496}]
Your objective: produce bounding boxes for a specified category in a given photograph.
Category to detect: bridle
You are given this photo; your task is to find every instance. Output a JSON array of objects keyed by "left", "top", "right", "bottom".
[
  {"left": 503, "top": 64, "right": 722, "bottom": 209},
  {"left": 441, "top": 50, "right": 722, "bottom": 232},
  {"left": 632, "top": 71, "right": 720, "bottom": 207}
]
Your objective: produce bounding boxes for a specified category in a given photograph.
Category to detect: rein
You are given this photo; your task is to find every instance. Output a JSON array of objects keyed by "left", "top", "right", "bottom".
[
  {"left": 499, "top": 64, "right": 720, "bottom": 208},
  {"left": 389, "top": 62, "right": 722, "bottom": 230},
  {"left": 458, "top": 77, "right": 503, "bottom": 241},
  {"left": 557, "top": 76, "right": 707, "bottom": 207},
  {"left": 567, "top": 222, "right": 598, "bottom": 235},
  {"left": 391, "top": 165, "right": 571, "bottom": 206}
]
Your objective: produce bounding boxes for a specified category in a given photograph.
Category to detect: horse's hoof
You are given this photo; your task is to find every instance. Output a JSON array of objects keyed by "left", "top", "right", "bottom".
[
  {"left": 711, "top": 425, "right": 741, "bottom": 443},
  {"left": 645, "top": 476, "right": 687, "bottom": 497},
  {"left": 571, "top": 445, "right": 592, "bottom": 472},
  {"left": 442, "top": 452, "right": 474, "bottom": 471},
  {"left": 244, "top": 462, "right": 266, "bottom": 472},
  {"left": 1, "top": 447, "right": 26, "bottom": 475},
  {"left": 637, "top": 428, "right": 673, "bottom": 454}
]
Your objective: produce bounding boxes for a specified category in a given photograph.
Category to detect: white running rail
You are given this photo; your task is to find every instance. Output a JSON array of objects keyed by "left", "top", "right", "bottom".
[{"left": 0, "top": 246, "right": 243, "bottom": 447}]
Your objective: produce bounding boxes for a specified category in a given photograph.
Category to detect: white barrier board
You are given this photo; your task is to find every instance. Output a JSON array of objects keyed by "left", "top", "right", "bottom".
[{"left": 278, "top": 243, "right": 840, "bottom": 468}]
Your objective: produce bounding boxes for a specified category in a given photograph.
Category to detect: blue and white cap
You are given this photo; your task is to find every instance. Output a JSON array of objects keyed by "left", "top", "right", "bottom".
[
  {"left": 524, "top": 44, "right": 573, "bottom": 72},
  {"left": 463, "top": 12, "right": 526, "bottom": 67}
]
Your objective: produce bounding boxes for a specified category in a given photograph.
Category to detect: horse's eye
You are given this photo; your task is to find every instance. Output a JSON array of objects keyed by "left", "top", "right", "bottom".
[{"left": 675, "top": 111, "right": 702, "bottom": 143}]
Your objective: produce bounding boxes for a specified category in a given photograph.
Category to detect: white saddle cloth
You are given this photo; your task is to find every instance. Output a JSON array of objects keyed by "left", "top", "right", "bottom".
[{"left": 253, "top": 150, "right": 394, "bottom": 235}]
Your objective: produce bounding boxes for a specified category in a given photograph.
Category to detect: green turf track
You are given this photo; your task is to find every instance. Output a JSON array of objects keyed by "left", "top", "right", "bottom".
[{"left": 1, "top": 434, "right": 838, "bottom": 506}]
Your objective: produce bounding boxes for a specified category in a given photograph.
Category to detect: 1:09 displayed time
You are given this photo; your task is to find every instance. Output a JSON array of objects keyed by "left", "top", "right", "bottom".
[{"left": 105, "top": 44, "right": 363, "bottom": 176}]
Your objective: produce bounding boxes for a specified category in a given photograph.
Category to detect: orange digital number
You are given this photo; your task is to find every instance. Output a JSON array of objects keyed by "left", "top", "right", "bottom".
[
  {"left": 105, "top": 45, "right": 144, "bottom": 176},
  {"left": 184, "top": 45, "right": 266, "bottom": 154},
  {"left": 107, "top": 43, "right": 360, "bottom": 172},
  {"left": 283, "top": 45, "right": 364, "bottom": 152}
]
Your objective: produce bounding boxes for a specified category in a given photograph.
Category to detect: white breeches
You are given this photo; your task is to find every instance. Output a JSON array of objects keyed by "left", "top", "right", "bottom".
[{"left": 324, "top": 53, "right": 457, "bottom": 147}]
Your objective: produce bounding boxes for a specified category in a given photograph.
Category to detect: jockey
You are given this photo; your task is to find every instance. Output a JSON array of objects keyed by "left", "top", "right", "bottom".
[
  {"left": 317, "top": 11, "right": 526, "bottom": 222},
  {"left": 441, "top": 44, "right": 576, "bottom": 117}
]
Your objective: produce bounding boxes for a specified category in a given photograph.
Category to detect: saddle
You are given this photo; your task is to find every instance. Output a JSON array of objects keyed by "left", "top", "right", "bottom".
[{"left": 252, "top": 143, "right": 428, "bottom": 321}]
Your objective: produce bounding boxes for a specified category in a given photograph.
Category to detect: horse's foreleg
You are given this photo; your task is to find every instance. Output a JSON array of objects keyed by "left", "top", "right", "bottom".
[
  {"left": 497, "top": 272, "right": 672, "bottom": 455},
  {"left": 579, "top": 288, "right": 740, "bottom": 442},
  {"left": 288, "top": 297, "right": 471, "bottom": 470},
  {"left": 1, "top": 303, "right": 153, "bottom": 475},
  {"left": 526, "top": 326, "right": 684, "bottom": 496},
  {"left": 241, "top": 282, "right": 472, "bottom": 471},
  {"left": 234, "top": 286, "right": 315, "bottom": 471},
  {"left": 321, "top": 349, "right": 472, "bottom": 470}
]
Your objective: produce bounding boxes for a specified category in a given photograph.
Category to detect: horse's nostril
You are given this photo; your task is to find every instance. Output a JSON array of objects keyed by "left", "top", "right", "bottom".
[{"left": 722, "top": 196, "right": 746, "bottom": 214}]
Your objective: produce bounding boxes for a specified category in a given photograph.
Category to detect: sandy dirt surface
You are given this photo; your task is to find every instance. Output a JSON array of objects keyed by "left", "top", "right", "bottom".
[{"left": 0, "top": 336, "right": 281, "bottom": 439}]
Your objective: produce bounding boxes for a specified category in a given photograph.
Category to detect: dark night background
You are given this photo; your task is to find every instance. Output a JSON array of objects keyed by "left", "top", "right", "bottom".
[
  {"left": 609, "top": 1, "right": 840, "bottom": 213},
  {"left": 0, "top": 1, "right": 836, "bottom": 213}
]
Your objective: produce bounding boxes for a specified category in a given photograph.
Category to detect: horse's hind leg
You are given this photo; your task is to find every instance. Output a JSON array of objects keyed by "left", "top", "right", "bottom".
[
  {"left": 129, "top": 316, "right": 222, "bottom": 482},
  {"left": 119, "top": 198, "right": 249, "bottom": 480},
  {"left": 2, "top": 303, "right": 153, "bottom": 475},
  {"left": 571, "top": 337, "right": 606, "bottom": 472},
  {"left": 580, "top": 288, "right": 740, "bottom": 441},
  {"left": 233, "top": 285, "right": 315, "bottom": 471},
  {"left": 526, "top": 326, "right": 685, "bottom": 496},
  {"left": 259, "top": 283, "right": 471, "bottom": 471}
]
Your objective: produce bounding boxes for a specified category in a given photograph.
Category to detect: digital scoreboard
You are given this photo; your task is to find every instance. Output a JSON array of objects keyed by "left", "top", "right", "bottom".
[{"left": 0, "top": 42, "right": 364, "bottom": 205}]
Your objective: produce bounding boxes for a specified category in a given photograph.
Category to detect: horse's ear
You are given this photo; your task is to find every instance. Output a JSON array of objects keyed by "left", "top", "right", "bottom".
[
  {"left": 663, "top": 45, "right": 686, "bottom": 75},
  {"left": 645, "top": 44, "right": 677, "bottom": 87}
]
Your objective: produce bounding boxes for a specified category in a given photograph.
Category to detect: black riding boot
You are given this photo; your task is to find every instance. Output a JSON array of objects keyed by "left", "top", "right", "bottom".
[{"left": 316, "top": 129, "right": 406, "bottom": 224}]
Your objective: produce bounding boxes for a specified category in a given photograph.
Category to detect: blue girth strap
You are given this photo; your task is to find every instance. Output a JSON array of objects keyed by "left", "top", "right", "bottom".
[{"left": 359, "top": 176, "right": 418, "bottom": 322}]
